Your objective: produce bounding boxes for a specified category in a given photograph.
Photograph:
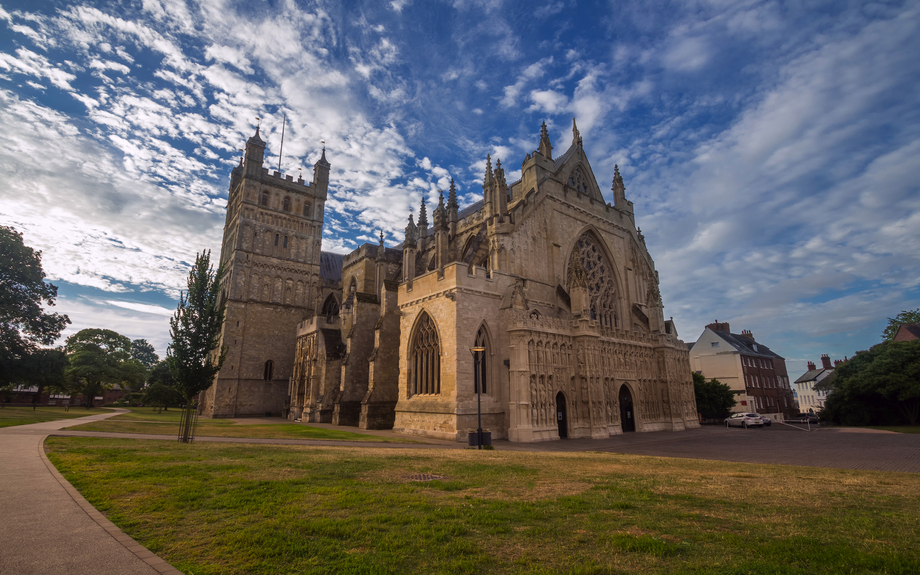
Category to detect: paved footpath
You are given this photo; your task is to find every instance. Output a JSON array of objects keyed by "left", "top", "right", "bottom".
[{"left": 0, "top": 409, "right": 182, "bottom": 575}]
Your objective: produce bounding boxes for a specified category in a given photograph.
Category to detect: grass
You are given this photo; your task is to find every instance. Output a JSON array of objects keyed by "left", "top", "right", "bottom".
[
  {"left": 44, "top": 438, "right": 920, "bottom": 575},
  {"left": 866, "top": 426, "right": 920, "bottom": 434},
  {"left": 0, "top": 405, "right": 109, "bottom": 428},
  {"left": 63, "top": 407, "right": 415, "bottom": 443}
]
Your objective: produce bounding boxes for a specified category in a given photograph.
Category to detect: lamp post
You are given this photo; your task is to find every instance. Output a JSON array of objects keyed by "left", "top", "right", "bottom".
[{"left": 470, "top": 346, "right": 486, "bottom": 450}]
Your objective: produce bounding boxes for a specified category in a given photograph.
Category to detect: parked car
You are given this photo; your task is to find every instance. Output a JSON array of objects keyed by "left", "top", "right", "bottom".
[
  {"left": 757, "top": 414, "right": 772, "bottom": 427},
  {"left": 725, "top": 413, "right": 764, "bottom": 428},
  {"left": 789, "top": 414, "right": 819, "bottom": 424}
]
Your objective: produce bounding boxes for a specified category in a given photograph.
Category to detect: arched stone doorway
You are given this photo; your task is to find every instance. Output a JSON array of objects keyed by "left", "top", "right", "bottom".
[
  {"left": 619, "top": 384, "right": 635, "bottom": 432},
  {"left": 556, "top": 392, "right": 568, "bottom": 438}
]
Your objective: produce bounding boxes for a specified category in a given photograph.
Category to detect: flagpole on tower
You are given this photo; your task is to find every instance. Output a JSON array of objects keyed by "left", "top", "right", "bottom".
[{"left": 278, "top": 113, "right": 286, "bottom": 173}]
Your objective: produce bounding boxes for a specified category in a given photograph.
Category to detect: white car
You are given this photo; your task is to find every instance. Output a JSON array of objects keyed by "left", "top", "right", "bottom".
[{"left": 725, "top": 413, "right": 763, "bottom": 428}]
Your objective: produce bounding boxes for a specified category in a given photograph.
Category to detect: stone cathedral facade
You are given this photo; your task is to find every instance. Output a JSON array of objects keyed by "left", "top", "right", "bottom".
[{"left": 199, "top": 121, "right": 699, "bottom": 442}]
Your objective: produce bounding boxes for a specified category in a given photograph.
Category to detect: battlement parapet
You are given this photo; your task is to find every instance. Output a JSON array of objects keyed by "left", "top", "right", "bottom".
[{"left": 258, "top": 167, "right": 313, "bottom": 192}]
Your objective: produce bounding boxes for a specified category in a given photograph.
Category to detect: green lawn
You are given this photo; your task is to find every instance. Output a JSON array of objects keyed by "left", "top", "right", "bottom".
[
  {"left": 64, "top": 407, "right": 415, "bottom": 442},
  {"left": 45, "top": 437, "right": 920, "bottom": 575},
  {"left": 0, "top": 406, "right": 109, "bottom": 428},
  {"left": 867, "top": 426, "right": 920, "bottom": 434}
]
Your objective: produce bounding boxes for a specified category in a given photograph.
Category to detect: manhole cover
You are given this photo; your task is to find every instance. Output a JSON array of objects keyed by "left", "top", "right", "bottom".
[{"left": 407, "top": 473, "right": 445, "bottom": 482}]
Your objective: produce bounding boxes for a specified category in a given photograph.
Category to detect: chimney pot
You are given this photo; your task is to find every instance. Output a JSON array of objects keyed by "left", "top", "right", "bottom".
[{"left": 807, "top": 361, "right": 816, "bottom": 371}]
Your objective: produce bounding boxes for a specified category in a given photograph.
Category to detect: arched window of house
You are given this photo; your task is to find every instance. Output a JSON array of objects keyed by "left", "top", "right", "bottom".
[
  {"left": 261, "top": 192, "right": 269, "bottom": 206},
  {"left": 322, "top": 293, "right": 339, "bottom": 320},
  {"left": 569, "top": 233, "right": 618, "bottom": 329},
  {"left": 263, "top": 360, "right": 274, "bottom": 381},
  {"left": 410, "top": 312, "right": 440, "bottom": 396},
  {"left": 474, "top": 326, "right": 490, "bottom": 394},
  {"left": 283, "top": 196, "right": 291, "bottom": 211}
]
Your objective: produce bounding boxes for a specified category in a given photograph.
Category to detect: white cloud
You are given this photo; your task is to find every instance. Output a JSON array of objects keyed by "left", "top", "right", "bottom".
[{"left": 105, "top": 300, "right": 174, "bottom": 316}]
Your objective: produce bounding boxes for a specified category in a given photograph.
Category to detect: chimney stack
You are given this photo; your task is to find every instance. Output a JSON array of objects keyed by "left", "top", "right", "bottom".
[
  {"left": 833, "top": 359, "right": 843, "bottom": 368},
  {"left": 821, "top": 354, "right": 832, "bottom": 370},
  {"left": 706, "top": 320, "right": 731, "bottom": 334},
  {"left": 807, "top": 361, "right": 816, "bottom": 371},
  {"left": 740, "top": 329, "right": 754, "bottom": 340}
]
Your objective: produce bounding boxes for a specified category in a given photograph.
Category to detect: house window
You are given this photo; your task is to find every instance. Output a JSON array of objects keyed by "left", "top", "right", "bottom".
[
  {"left": 712, "top": 342, "right": 719, "bottom": 348},
  {"left": 410, "top": 312, "right": 440, "bottom": 396},
  {"left": 263, "top": 360, "right": 274, "bottom": 381}
]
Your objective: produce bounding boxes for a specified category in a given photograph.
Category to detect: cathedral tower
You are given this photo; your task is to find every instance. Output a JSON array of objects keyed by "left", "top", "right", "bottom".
[{"left": 199, "top": 129, "right": 329, "bottom": 417}]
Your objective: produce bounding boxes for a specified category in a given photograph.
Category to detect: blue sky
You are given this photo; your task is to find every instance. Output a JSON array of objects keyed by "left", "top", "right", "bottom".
[{"left": 0, "top": 0, "right": 918, "bottom": 377}]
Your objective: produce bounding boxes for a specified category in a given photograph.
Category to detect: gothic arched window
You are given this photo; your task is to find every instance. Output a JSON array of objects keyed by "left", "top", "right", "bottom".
[
  {"left": 567, "top": 167, "right": 590, "bottom": 195},
  {"left": 264, "top": 360, "right": 274, "bottom": 381},
  {"left": 474, "top": 326, "right": 490, "bottom": 394},
  {"left": 410, "top": 312, "right": 440, "bottom": 396},
  {"left": 283, "top": 196, "right": 291, "bottom": 211},
  {"left": 303, "top": 203, "right": 311, "bottom": 217},
  {"left": 261, "top": 192, "right": 269, "bottom": 206},
  {"left": 322, "top": 293, "right": 339, "bottom": 320},
  {"left": 571, "top": 233, "right": 619, "bottom": 329}
]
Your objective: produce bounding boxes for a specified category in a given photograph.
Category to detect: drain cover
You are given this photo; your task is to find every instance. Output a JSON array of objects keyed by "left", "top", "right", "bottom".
[{"left": 407, "top": 473, "right": 445, "bottom": 482}]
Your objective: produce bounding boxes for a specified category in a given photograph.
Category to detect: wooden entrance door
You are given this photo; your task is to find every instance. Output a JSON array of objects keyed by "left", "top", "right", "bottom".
[
  {"left": 619, "top": 385, "right": 635, "bottom": 432},
  {"left": 556, "top": 392, "right": 567, "bottom": 438}
]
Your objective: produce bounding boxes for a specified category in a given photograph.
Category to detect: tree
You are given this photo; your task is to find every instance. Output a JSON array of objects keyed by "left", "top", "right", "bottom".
[
  {"left": 693, "top": 372, "right": 737, "bottom": 420},
  {"left": 167, "top": 251, "right": 227, "bottom": 441},
  {"left": 818, "top": 340, "right": 920, "bottom": 426},
  {"left": 64, "top": 329, "right": 146, "bottom": 408},
  {"left": 130, "top": 339, "right": 159, "bottom": 370},
  {"left": 20, "top": 347, "right": 68, "bottom": 409},
  {"left": 882, "top": 308, "right": 920, "bottom": 342},
  {"left": 0, "top": 226, "right": 70, "bottom": 386},
  {"left": 144, "top": 360, "right": 182, "bottom": 410}
]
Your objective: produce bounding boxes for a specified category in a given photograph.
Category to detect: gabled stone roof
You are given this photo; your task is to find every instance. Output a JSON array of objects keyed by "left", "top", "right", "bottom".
[{"left": 320, "top": 251, "right": 344, "bottom": 284}]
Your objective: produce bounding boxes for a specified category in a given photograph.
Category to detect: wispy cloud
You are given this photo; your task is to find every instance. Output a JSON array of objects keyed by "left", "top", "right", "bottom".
[{"left": 0, "top": 0, "right": 916, "bottom": 376}]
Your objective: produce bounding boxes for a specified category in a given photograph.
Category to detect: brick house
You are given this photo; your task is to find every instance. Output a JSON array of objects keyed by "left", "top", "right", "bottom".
[{"left": 689, "top": 321, "right": 796, "bottom": 420}]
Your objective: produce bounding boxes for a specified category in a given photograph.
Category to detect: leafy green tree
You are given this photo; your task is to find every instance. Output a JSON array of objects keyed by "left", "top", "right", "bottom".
[
  {"left": 0, "top": 226, "right": 70, "bottom": 387},
  {"left": 144, "top": 360, "right": 182, "bottom": 410},
  {"left": 882, "top": 309, "right": 920, "bottom": 341},
  {"left": 130, "top": 339, "right": 159, "bottom": 370},
  {"left": 64, "top": 329, "right": 146, "bottom": 408},
  {"left": 693, "top": 372, "right": 737, "bottom": 420},
  {"left": 167, "top": 251, "right": 226, "bottom": 441},
  {"left": 20, "top": 347, "right": 68, "bottom": 409},
  {"left": 818, "top": 340, "right": 920, "bottom": 426}
]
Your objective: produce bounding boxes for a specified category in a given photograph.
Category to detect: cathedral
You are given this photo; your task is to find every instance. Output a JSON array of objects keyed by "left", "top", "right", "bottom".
[{"left": 198, "top": 120, "right": 700, "bottom": 442}]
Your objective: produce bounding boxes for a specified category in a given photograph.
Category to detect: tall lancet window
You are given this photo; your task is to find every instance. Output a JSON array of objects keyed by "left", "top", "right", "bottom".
[
  {"left": 474, "top": 326, "right": 489, "bottom": 394},
  {"left": 410, "top": 312, "right": 440, "bottom": 396},
  {"left": 568, "top": 167, "right": 590, "bottom": 195},
  {"left": 572, "top": 233, "right": 619, "bottom": 329}
]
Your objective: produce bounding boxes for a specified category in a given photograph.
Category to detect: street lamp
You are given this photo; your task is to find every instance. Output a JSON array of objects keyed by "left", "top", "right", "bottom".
[{"left": 470, "top": 346, "right": 486, "bottom": 450}]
